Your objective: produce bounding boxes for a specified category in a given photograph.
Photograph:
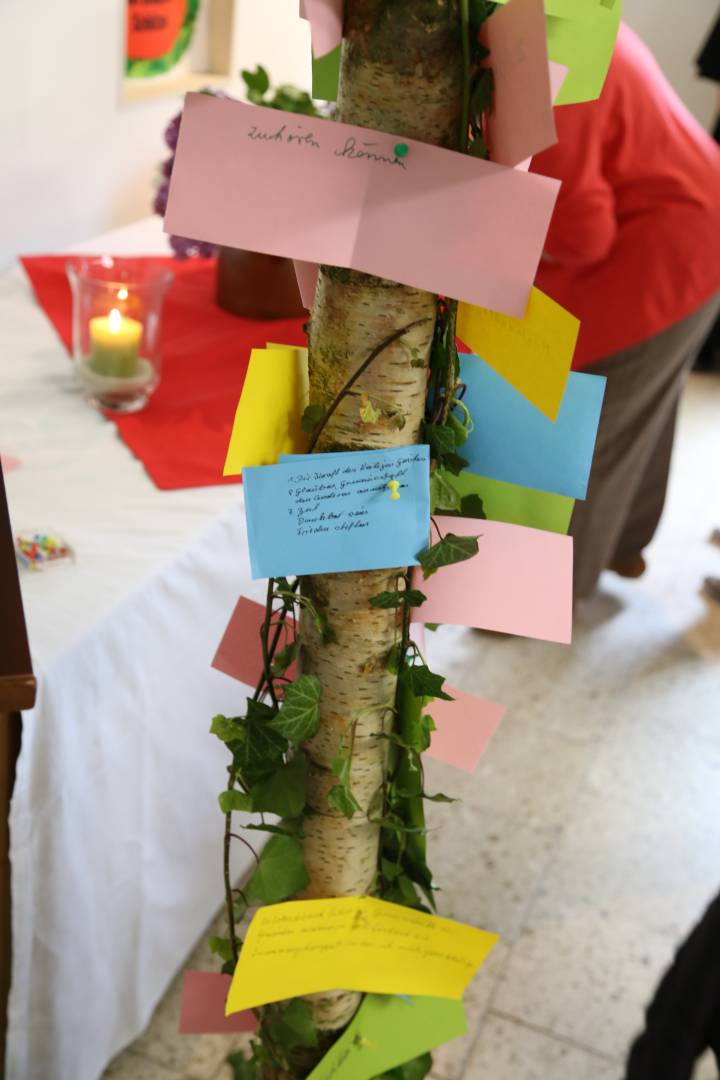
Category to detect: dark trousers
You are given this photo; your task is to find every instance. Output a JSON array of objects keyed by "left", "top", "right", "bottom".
[
  {"left": 570, "top": 294, "right": 720, "bottom": 598},
  {"left": 625, "top": 891, "right": 720, "bottom": 1079}
]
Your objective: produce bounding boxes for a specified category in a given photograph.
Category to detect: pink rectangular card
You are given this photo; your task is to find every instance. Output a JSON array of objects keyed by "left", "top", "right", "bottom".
[
  {"left": 212, "top": 596, "right": 297, "bottom": 687},
  {"left": 427, "top": 687, "right": 505, "bottom": 773},
  {"left": 179, "top": 972, "right": 257, "bottom": 1035},
  {"left": 484, "top": 0, "right": 556, "bottom": 167},
  {"left": 299, "top": 0, "right": 344, "bottom": 57},
  {"left": 165, "top": 95, "right": 560, "bottom": 317},
  {"left": 412, "top": 516, "right": 573, "bottom": 644},
  {"left": 293, "top": 259, "right": 320, "bottom": 310}
]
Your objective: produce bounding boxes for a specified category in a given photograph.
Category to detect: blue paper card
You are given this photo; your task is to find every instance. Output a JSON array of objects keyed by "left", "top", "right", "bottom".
[
  {"left": 460, "top": 354, "right": 606, "bottom": 499},
  {"left": 243, "top": 446, "right": 430, "bottom": 579}
]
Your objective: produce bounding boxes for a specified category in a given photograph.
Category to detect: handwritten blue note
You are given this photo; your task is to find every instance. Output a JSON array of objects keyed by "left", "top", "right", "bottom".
[
  {"left": 243, "top": 446, "right": 430, "bottom": 579},
  {"left": 459, "top": 354, "right": 606, "bottom": 499}
]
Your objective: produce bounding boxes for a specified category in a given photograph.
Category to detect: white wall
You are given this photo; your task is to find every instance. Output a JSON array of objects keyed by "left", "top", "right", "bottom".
[
  {"left": 0, "top": 0, "right": 310, "bottom": 270},
  {"left": 0, "top": 0, "right": 716, "bottom": 270},
  {"left": 623, "top": 0, "right": 719, "bottom": 130}
]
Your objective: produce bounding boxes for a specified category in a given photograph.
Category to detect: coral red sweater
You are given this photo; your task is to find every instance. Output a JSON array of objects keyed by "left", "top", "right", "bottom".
[{"left": 531, "top": 24, "right": 720, "bottom": 369}]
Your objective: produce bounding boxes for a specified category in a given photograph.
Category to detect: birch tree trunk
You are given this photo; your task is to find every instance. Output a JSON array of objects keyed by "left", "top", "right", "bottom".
[{"left": 298, "top": 0, "right": 464, "bottom": 1034}]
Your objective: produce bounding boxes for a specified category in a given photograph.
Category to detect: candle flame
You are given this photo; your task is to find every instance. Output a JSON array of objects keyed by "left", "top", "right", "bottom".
[
  {"left": 117, "top": 287, "right": 128, "bottom": 302},
  {"left": 108, "top": 308, "right": 122, "bottom": 332}
]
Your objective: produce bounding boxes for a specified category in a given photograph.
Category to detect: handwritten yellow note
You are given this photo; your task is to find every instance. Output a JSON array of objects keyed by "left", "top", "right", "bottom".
[
  {"left": 223, "top": 346, "right": 309, "bottom": 475},
  {"left": 225, "top": 896, "right": 498, "bottom": 1015},
  {"left": 457, "top": 288, "right": 580, "bottom": 421}
]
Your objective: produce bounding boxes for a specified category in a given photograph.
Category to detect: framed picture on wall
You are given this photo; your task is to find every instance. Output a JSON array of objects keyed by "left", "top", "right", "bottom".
[{"left": 123, "top": 0, "right": 236, "bottom": 103}]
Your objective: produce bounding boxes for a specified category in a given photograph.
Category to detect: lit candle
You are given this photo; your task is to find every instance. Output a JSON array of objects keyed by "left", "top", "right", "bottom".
[{"left": 88, "top": 307, "right": 143, "bottom": 377}]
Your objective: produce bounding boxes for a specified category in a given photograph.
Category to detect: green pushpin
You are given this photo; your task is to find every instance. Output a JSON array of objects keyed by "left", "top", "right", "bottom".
[{"left": 394, "top": 142, "right": 409, "bottom": 158}]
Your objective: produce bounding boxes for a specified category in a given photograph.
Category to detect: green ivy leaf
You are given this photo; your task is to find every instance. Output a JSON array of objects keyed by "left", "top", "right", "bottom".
[
  {"left": 441, "top": 451, "right": 470, "bottom": 476},
  {"left": 359, "top": 396, "right": 382, "bottom": 424},
  {"left": 210, "top": 714, "right": 244, "bottom": 746},
  {"left": 460, "top": 493, "right": 487, "bottom": 519},
  {"left": 430, "top": 470, "right": 462, "bottom": 513},
  {"left": 381, "top": 857, "right": 402, "bottom": 882},
  {"left": 218, "top": 789, "right": 253, "bottom": 814},
  {"left": 470, "top": 67, "right": 495, "bottom": 119},
  {"left": 250, "top": 752, "right": 307, "bottom": 818},
  {"left": 235, "top": 699, "right": 287, "bottom": 783},
  {"left": 418, "top": 533, "right": 479, "bottom": 579},
  {"left": 301, "top": 403, "right": 326, "bottom": 434},
  {"left": 425, "top": 423, "right": 456, "bottom": 460},
  {"left": 328, "top": 783, "right": 362, "bottom": 819},
  {"left": 369, "top": 589, "right": 427, "bottom": 609},
  {"left": 271, "top": 640, "right": 299, "bottom": 676},
  {"left": 244, "top": 835, "right": 309, "bottom": 904},
  {"left": 269, "top": 676, "right": 322, "bottom": 742},
  {"left": 446, "top": 410, "right": 471, "bottom": 447},
  {"left": 401, "top": 663, "right": 453, "bottom": 702},
  {"left": 241, "top": 64, "right": 270, "bottom": 96},
  {"left": 243, "top": 821, "right": 306, "bottom": 837},
  {"left": 264, "top": 999, "right": 318, "bottom": 1051},
  {"left": 208, "top": 935, "right": 234, "bottom": 964}
]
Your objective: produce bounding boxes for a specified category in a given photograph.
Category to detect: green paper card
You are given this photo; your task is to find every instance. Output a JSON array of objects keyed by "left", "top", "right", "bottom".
[
  {"left": 306, "top": 994, "right": 466, "bottom": 1080},
  {"left": 312, "top": 44, "right": 341, "bottom": 101},
  {"left": 447, "top": 472, "right": 575, "bottom": 535},
  {"left": 547, "top": 1, "right": 623, "bottom": 104}
]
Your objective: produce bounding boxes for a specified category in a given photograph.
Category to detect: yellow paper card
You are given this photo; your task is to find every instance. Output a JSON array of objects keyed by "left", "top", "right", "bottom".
[
  {"left": 223, "top": 347, "right": 309, "bottom": 475},
  {"left": 225, "top": 896, "right": 498, "bottom": 1015},
  {"left": 457, "top": 288, "right": 580, "bottom": 422}
]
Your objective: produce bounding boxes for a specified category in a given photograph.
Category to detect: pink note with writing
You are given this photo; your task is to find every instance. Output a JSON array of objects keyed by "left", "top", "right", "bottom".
[
  {"left": 179, "top": 972, "right": 257, "bottom": 1035},
  {"left": 411, "top": 516, "right": 573, "bottom": 644},
  {"left": 212, "top": 596, "right": 297, "bottom": 687},
  {"left": 484, "top": 0, "right": 555, "bottom": 168},
  {"left": 299, "top": 0, "right": 343, "bottom": 57},
  {"left": 427, "top": 687, "right": 505, "bottom": 773},
  {"left": 165, "top": 95, "right": 559, "bottom": 317}
]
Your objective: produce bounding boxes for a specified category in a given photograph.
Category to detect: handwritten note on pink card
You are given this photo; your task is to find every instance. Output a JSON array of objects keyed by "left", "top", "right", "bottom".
[
  {"left": 427, "top": 688, "right": 505, "bottom": 773},
  {"left": 165, "top": 95, "right": 560, "bottom": 317},
  {"left": 412, "top": 517, "right": 573, "bottom": 644},
  {"left": 212, "top": 596, "right": 297, "bottom": 687},
  {"left": 179, "top": 972, "right": 257, "bottom": 1035},
  {"left": 299, "top": 0, "right": 344, "bottom": 57},
  {"left": 484, "top": 0, "right": 555, "bottom": 168}
]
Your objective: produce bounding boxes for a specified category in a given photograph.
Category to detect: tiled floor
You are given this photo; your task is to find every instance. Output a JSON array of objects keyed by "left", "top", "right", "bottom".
[{"left": 104, "top": 372, "right": 720, "bottom": 1079}]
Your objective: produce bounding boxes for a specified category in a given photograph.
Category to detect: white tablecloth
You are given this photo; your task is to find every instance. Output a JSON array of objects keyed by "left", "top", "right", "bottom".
[{"left": 2, "top": 218, "right": 260, "bottom": 1080}]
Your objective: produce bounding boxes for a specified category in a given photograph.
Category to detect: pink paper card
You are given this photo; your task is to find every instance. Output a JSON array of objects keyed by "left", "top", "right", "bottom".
[
  {"left": 484, "top": 0, "right": 556, "bottom": 168},
  {"left": 165, "top": 95, "right": 560, "bottom": 317},
  {"left": 179, "top": 972, "right": 257, "bottom": 1035},
  {"left": 411, "top": 516, "right": 573, "bottom": 644},
  {"left": 293, "top": 259, "right": 320, "bottom": 309},
  {"left": 0, "top": 455, "right": 21, "bottom": 472},
  {"left": 212, "top": 596, "right": 297, "bottom": 687},
  {"left": 299, "top": 0, "right": 344, "bottom": 57},
  {"left": 427, "top": 687, "right": 505, "bottom": 773}
]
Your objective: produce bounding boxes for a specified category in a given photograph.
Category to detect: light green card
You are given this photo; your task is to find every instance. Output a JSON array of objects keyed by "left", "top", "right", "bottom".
[
  {"left": 490, "top": 0, "right": 622, "bottom": 104},
  {"left": 548, "top": 1, "right": 623, "bottom": 104},
  {"left": 312, "top": 44, "right": 341, "bottom": 102},
  {"left": 306, "top": 994, "right": 467, "bottom": 1080},
  {"left": 448, "top": 471, "right": 575, "bottom": 535}
]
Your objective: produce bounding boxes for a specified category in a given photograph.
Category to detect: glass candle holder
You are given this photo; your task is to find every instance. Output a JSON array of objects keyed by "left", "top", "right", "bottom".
[{"left": 66, "top": 257, "right": 174, "bottom": 413}]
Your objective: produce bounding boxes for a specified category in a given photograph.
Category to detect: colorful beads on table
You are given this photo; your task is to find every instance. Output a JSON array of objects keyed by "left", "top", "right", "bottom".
[{"left": 15, "top": 532, "right": 73, "bottom": 571}]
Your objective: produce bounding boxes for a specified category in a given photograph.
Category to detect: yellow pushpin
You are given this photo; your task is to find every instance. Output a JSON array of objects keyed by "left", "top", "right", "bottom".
[{"left": 388, "top": 479, "right": 401, "bottom": 501}]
